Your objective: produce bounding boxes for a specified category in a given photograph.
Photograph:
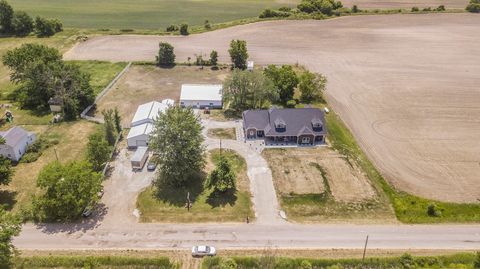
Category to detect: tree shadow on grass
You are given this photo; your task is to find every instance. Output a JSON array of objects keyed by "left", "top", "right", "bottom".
[
  {"left": 0, "top": 190, "right": 17, "bottom": 210},
  {"left": 153, "top": 172, "right": 205, "bottom": 207},
  {"left": 206, "top": 189, "right": 237, "bottom": 208},
  {"left": 35, "top": 203, "right": 108, "bottom": 234}
]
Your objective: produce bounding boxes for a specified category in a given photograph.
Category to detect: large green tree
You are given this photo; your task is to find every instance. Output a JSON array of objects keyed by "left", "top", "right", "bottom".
[
  {"left": 156, "top": 42, "right": 175, "bottom": 67},
  {"left": 298, "top": 70, "right": 327, "bottom": 103},
  {"left": 33, "top": 161, "right": 102, "bottom": 222},
  {"left": 205, "top": 155, "right": 236, "bottom": 193},
  {"left": 87, "top": 131, "right": 111, "bottom": 171},
  {"left": 228, "top": 40, "right": 248, "bottom": 70},
  {"left": 298, "top": 0, "right": 343, "bottom": 15},
  {"left": 0, "top": 156, "right": 12, "bottom": 186},
  {"left": 223, "top": 69, "right": 277, "bottom": 110},
  {"left": 150, "top": 106, "right": 205, "bottom": 187},
  {"left": 34, "top": 16, "right": 62, "bottom": 37},
  {"left": 264, "top": 65, "right": 299, "bottom": 104},
  {"left": 466, "top": 0, "right": 480, "bottom": 12},
  {"left": 0, "top": 207, "right": 21, "bottom": 269},
  {"left": 102, "top": 109, "right": 116, "bottom": 145},
  {"left": 0, "top": 0, "right": 13, "bottom": 33},
  {"left": 11, "top": 10, "right": 33, "bottom": 36}
]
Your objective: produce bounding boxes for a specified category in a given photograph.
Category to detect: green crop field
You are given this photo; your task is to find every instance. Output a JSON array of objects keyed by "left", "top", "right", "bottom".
[{"left": 9, "top": 0, "right": 296, "bottom": 30}]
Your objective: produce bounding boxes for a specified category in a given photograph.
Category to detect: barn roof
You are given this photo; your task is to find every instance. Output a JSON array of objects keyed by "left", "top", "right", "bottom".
[{"left": 180, "top": 84, "right": 222, "bottom": 102}]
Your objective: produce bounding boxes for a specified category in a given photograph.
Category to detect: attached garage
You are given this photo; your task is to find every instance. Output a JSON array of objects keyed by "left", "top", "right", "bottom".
[{"left": 127, "top": 123, "right": 153, "bottom": 148}]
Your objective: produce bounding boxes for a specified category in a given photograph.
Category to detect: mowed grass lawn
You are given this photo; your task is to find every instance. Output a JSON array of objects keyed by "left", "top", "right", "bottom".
[
  {"left": 137, "top": 149, "right": 253, "bottom": 223},
  {"left": 9, "top": 0, "right": 296, "bottom": 30}
]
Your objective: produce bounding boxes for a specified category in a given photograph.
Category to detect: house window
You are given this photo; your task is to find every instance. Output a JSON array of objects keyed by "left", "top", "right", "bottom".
[{"left": 301, "top": 137, "right": 310, "bottom": 144}]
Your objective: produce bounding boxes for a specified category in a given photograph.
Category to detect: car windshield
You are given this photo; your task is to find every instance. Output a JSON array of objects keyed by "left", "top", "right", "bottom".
[{"left": 197, "top": 246, "right": 210, "bottom": 253}]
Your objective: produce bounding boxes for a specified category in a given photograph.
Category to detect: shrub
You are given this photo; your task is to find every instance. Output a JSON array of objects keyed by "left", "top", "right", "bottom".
[
  {"left": 400, "top": 253, "right": 415, "bottom": 269},
  {"left": 352, "top": 5, "right": 359, "bottom": 13},
  {"left": 427, "top": 203, "right": 441, "bottom": 217},
  {"left": 474, "top": 252, "right": 480, "bottom": 269},
  {"left": 179, "top": 23, "right": 188, "bottom": 35},
  {"left": 436, "top": 5, "right": 446, "bottom": 11},
  {"left": 286, "top": 99, "right": 297, "bottom": 108},
  {"left": 466, "top": 0, "right": 480, "bottom": 12},
  {"left": 220, "top": 258, "right": 238, "bottom": 269},
  {"left": 165, "top": 24, "right": 178, "bottom": 32},
  {"left": 279, "top": 6, "right": 292, "bottom": 12},
  {"left": 422, "top": 7, "right": 432, "bottom": 11},
  {"left": 34, "top": 16, "right": 62, "bottom": 37},
  {"left": 20, "top": 135, "right": 59, "bottom": 163},
  {"left": 411, "top": 6, "right": 419, "bottom": 11},
  {"left": 300, "top": 260, "right": 313, "bottom": 269},
  {"left": 259, "top": 8, "right": 291, "bottom": 18},
  {"left": 195, "top": 54, "right": 205, "bottom": 66},
  {"left": 210, "top": 50, "right": 218, "bottom": 67},
  {"left": 204, "top": 19, "right": 211, "bottom": 29}
]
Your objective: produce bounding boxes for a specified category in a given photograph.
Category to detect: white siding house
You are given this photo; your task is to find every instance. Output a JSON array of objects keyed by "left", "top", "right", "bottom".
[
  {"left": 0, "top": 126, "right": 36, "bottom": 161},
  {"left": 180, "top": 84, "right": 222, "bottom": 109}
]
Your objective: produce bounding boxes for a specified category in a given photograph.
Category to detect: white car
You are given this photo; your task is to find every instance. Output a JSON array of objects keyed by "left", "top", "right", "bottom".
[{"left": 191, "top": 245, "right": 216, "bottom": 257}]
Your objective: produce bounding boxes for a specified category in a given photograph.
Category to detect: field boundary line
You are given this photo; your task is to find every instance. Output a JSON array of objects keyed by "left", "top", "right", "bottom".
[{"left": 81, "top": 62, "right": 132, "bottom": 122}]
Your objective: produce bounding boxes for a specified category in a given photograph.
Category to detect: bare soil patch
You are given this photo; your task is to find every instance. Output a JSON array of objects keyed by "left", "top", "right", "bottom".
[
  {"left": 65, "top": 14, "right": 480, "bottom": 202},
  {"left": 207, "top": 128, "right": 236, "bottom": 140},
  {"left": 264, "top": 147, "right": 375, "bottom": 202},
  {"left": 94, "top": 65, "right": 230, "bottom": 126}
]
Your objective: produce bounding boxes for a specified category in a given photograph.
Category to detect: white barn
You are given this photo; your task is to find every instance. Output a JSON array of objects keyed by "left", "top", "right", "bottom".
[
  {"left": 0, "top": 126, "right": 36, "bottom": 161},
  {"left": 180, "top": 84, "right": 222, "bottom": 109},
  {"left": 127, "top": 123, "right": 153, "bottom": 148},
  {"left": 127, "top": 100, "right": 173, "bottom": 148}
]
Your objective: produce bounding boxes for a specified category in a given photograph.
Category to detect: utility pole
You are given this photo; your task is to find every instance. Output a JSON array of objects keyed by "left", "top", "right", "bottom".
[{"left": 362, "top": 235, "right": 369, "bottom": 262}]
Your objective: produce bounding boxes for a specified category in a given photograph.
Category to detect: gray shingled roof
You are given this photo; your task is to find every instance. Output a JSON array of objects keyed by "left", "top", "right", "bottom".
[
  {"left": 0, "top": 126, "right": 30, "bottom": 147},
  {"left": 243, "top": 108, "right": 327, "bottom": 137}
]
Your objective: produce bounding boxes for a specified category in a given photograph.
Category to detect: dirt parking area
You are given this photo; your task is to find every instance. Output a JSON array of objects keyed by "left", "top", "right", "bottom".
[
  {"left": 94, "top": 65, "right": 229, "bottom": 126},
  {"left": 65, "top": 14, "right": 480, "bottom": 202},
  {"left": 263, "top": 147, "right": 375, "bottom": 202}
]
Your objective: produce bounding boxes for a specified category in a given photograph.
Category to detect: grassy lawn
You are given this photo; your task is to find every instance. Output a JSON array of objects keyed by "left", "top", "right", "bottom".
[
  {"left": 207, "top": 128, "right": 236, "bottom": 140},
  {"left": 204, "top": 109, "right": 243, "bottom": 122},
  {"left": 9, "top": 0, "right": 296, "bottom": 30},
  {"left": 137, "top": 149, "right": 253, "bottom": 223},
  {"left": 68, "top": 61, "right": 128, "bottom": 96},
  {"left": 326, "top": 111, "right": 480, "bottom": 223},
  {"left": 0, "top": 121, "right": 99, "bottom": 213}
]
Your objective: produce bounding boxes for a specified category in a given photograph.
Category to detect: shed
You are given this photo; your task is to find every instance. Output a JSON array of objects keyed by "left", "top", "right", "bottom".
[
  {"left": 127, "top": 123, "right": 153, "bottom": 148},
  {"left": 180, "top": 84, "right": 222, "bottom": 109},
  {"left": 131, "top": 146, "right": 148, "bottom": 170}
]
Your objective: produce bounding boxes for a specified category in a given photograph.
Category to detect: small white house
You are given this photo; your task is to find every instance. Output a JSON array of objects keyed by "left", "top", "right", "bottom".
[
  {"left": 0, "top": 126, "right": 36, "bottom": 161},
  {"left": 180, "top": 84, "right": 222, "bottom": 109},
  {"left": 127, "top": 123, "right": 153, "bottom": 148},
  {"left": 131, "top": 101, "right": 168, "bottom": 127}
]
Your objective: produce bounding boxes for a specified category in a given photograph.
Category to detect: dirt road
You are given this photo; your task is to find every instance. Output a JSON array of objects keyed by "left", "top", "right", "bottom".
[{"left": 65, "top": 14, "right": 480, "bottom": 202}]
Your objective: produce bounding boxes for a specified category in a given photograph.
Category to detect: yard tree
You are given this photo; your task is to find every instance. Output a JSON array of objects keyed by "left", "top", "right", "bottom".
[
  {"left": 298, "top": 70, "right": 327, "bottom": 103},
  {"left": 87, "top": 131, "right": 111, "bottom": 171},
  {"left": 33, "top": 161, "right": 102, "bottom": 221},
  {"left": 113, "top": 107, "right": 122, "bottom": 133},
  {"left": 0, "top": 156, "right": 12, "bottom": 186},
  {"left": 102, "top": 109, "right": 116, "bottom": 146},
  {"left": 12, "top": 11, "right": 33, "bottom": 36},
  {"left": 264, "top": 65, "right": 299, "bottom": 104},
  {"left": 223, "top": 69, "right": 278, "bottom": 110},
  {"left": 298, "top": 0, "right": 343, "bottom": 15},
  {"left": 150, "top": 105, "right": 205, "bottom": 187},
  {"left": 466, "top": 0, "right": 480, "bottom": 12},
  {"left": 210, "top": 50, "right": 218, "bottom": 67},
  {"left": 205, "top": 155, "right": 236, "bottom": 193},
  {"left": 0, "top": 207, "right": 21, "bottom": 269},
  {"left": 34, "top": 16, "right": 62, "bottom": 37},
  {"left": 228, "top": 39, "right": 248, "bottom": 70},
  {"left": 0, "top": 0, "right": 13, "bottom": 33},
  {"left": 157, "top": 42, "right": 175, "bottom": 67},
  {"left": 2, "top": 43, "right": 62, "bottom": 83},
  {"left": 179, "top": 23, "right": 189, "bottom": 35}
]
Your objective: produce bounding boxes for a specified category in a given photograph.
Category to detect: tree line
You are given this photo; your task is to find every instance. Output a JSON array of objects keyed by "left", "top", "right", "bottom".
[{"left": 0, "top": 0, "right": 62, "bottom": 37}]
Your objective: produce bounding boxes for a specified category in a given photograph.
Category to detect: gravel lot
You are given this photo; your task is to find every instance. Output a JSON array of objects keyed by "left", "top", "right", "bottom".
[{"left": 65, "top": 14, "right": 480, "bottom": 202}]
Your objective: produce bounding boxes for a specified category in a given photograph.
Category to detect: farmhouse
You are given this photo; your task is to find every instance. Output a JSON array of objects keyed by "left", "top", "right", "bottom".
[
  {"left": 127, "top": 100, "right": 170, "bottom": 148},
  {"left": 243, "top": 108, "right": 326, "bottom": 146},
  {"left": 180, "top": 84, "right": 222, "bottom": 109},
  {"left": 0, "top": 126, "right": 36, "bottom": 161}
]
